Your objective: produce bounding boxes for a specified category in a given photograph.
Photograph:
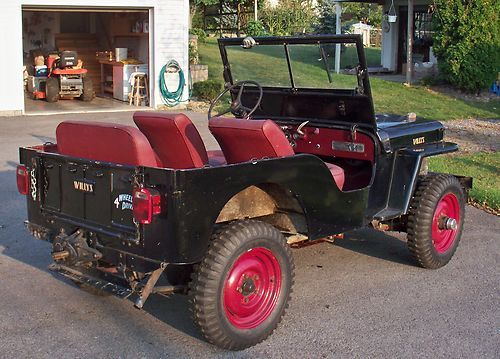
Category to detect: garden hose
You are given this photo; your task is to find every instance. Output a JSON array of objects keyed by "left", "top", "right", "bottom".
[{"left": 159, "top": 60, "right": 192, "bottom": 107}]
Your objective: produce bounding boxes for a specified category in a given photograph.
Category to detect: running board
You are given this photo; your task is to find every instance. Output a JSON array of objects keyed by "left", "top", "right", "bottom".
[{"left": 48, "top": 263, "right": 133, "bottom": 299}]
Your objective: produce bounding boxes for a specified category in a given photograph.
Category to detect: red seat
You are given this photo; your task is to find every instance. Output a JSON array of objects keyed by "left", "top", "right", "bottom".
[
  {"left": 56, "top": 121, "right": 160, "bottom": 167},
  {"left": 209, "top": 117, "right": 345, "bottom": 190},
  {"left": 209, "top": 118, "right": 295, "bottom": 163},
  {"left": 133, "top": 112, "right": 226, "bottom": 169},
  {"left": 325, "top": 162, "right": 345, "bottom": 190}
]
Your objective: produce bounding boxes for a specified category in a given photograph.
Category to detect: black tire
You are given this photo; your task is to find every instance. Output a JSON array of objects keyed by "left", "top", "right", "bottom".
[
  {"left": 189, "top": 220, "right": 294, "bottom": 350},
  {"left": 45, "top": 77, "right": 59, "bottom": 103},
  {"left": 80, "top": 77, "right": 95, "bottom": 102},
  {"left": 407, "top": 174, "right": 465, "bottom": 269}
]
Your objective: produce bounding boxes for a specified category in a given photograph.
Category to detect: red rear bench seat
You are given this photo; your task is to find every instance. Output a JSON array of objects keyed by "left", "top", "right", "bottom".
[{"left": 56, "top": 121, "right": 161, "bottom": 167}]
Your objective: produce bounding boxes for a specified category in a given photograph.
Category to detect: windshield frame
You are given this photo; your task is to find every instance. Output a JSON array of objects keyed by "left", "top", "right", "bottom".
[{"left": 218, "top": 34, "right": 371, "bottom": 96}]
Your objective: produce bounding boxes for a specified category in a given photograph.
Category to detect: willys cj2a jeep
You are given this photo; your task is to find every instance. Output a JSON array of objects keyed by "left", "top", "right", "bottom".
[{"left": 17, "top": 35, "right": 471, "bottom": 350}]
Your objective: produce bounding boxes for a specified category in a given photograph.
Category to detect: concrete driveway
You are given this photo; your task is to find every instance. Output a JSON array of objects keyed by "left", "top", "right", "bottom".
[{"left": 0, "top": 111, "right": 498, "bottom": 358}]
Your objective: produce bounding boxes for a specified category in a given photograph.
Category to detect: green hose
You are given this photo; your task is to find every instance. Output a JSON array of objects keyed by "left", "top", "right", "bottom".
[{"left": 159, "top": 60, "right": 192, "bottom": 107}]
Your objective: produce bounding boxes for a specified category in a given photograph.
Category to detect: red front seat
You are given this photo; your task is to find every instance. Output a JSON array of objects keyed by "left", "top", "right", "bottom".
[
  {"left": 209, "top": 117, "right": 345, "bottom": 190},
  {"left": 133, "top": 112, "right": 226, "bottom": 169}
]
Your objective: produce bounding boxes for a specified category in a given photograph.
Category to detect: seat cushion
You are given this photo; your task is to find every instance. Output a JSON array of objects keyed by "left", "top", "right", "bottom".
[
  {"left": 56, "top": 121, "right": 160, "bottom": 167},
  {"left": 133, "top": 112, "right": 209, "bottom": 169},
  {"left": 209, "top": 118, "right": 294, "bottom": 164},
  {"left": 325, "top": 162, "right": 345, "bottom": 190}
]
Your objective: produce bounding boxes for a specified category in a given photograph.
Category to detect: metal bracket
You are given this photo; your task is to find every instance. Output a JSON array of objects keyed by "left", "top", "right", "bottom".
[{"left": 134, "top": 265, "right": 166, "bottom": 309}]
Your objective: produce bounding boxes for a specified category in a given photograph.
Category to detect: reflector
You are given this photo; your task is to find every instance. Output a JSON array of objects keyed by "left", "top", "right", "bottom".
[{"left": 16, "top": 165, "right": 29, "bottom": 195}]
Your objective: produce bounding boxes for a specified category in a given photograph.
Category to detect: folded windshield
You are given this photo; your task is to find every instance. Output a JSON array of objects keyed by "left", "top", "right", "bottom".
[{"left": 225, "top": 40, "right": 361, "bottom": 90}]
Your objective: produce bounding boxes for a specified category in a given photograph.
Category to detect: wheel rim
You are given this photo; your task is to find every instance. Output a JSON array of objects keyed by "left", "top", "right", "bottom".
[
  {"left": 223, "top": 247, "right": 282, "bottom": 329},
  {"left": 432, "top": 193, "right": 460, "bottom": 253}
]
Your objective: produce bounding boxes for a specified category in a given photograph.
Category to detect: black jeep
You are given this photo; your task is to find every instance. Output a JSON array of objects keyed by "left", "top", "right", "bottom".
[{"left": 17, "top": 35, "right": 470, "bottom": 350}]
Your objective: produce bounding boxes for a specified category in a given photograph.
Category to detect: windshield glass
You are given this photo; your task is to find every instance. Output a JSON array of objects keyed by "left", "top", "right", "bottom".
[
  {"left": 224, "top": 40, "right": 360, "bottom": 90},
  {"left": 226, "top": 45, "right": 291, "bottom": 87}
]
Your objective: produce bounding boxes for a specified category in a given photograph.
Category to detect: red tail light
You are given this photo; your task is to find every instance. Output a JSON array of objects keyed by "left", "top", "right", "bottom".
[
  {"left": 132, "top": 188, "right": 161, "bottom": 224},
  {"left": 16, "top": 165, "right": 29, "bottom": 195}
]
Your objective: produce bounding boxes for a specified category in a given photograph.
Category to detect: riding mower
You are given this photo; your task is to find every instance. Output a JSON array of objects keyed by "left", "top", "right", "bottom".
[{"left": 27, "top": 51, "right": 94, "bottom": 103}]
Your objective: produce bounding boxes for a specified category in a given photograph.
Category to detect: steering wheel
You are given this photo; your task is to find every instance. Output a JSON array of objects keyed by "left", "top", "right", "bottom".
[{"left": 208, "top": 80, "right": 263, "bottom": 120}]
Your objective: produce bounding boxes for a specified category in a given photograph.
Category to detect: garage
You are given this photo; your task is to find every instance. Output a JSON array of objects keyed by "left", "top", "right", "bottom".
[{"left": 0, "top": 1, "right": 189, "bottom": 116}]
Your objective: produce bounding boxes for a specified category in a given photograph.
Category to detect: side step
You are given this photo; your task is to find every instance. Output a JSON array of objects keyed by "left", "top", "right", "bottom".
[{"left": 48, "top": 263, "right": 133, "bottom": 299}]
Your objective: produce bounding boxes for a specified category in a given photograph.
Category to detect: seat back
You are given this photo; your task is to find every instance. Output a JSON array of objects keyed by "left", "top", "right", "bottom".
[
  {"left": 209, "top": 118, "right": 294, "bottom": 164},
  {"left": 133, "top": 112, "right": 209, "bottom": 169},
  {"left": 56, "top": 121, "right": 160, "bottom": 167}
]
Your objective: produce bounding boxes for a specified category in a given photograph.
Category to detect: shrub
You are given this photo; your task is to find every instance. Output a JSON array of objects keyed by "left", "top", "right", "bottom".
[
  {"left": 245, "top": 20, "right": 267, "bottom": 37},
  {"left": 192, "top": 79, "right": 223, "bottom": 101},
  {"left": 260, "top": 0, "right": 316, "bottom": 36},
  {"left": 190, "top": 28, "right": 207, "bottom": 43},
  {"left": 432, "top": 0, "right": 500, "bottom": 93}
]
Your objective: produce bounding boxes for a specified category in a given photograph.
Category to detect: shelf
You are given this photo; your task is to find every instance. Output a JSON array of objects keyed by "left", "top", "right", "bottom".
[{"left": 113, "top": 33, "right": 149, "bottom": 38}]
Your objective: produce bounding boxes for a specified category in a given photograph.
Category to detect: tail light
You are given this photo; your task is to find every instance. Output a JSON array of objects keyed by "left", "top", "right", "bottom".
[
  {"left": 132, "top": 188, "right": 162, "bottom": 224},
  {"left": 16, "top": 165, "right": 29, "bottom": 195}
]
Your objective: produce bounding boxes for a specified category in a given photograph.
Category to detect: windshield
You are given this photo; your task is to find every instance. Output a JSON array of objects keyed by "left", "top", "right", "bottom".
[{"left": 225, "top": 40, "right": 361, "bottom": 90}]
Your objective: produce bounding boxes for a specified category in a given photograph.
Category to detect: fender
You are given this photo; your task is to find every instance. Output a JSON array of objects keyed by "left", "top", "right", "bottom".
[{"left": 374, "top": 141, "right": 460, "bottom": 221}]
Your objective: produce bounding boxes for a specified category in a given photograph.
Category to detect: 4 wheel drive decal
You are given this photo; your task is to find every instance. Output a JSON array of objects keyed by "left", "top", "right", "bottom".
[{"left": 114, "top": 194, "right": 133, "bottom": 210}]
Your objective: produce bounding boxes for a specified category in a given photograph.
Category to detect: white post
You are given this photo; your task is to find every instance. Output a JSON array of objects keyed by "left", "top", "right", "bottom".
[
  {"left": 335, "top": 1, "right": 342, "bottom": 74},
  {"left": 254, "top": 0, "right": 258, "bottom": 21}
]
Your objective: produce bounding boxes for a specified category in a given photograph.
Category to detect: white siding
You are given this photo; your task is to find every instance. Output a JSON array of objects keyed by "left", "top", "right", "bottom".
[{"left": 0, "top": 0, "right": 189, "bottom": 115}]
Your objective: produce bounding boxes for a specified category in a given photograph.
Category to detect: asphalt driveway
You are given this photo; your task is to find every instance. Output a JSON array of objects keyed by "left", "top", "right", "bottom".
[{"left": 0, "top": 111, "right": 498, "bottom": 358}]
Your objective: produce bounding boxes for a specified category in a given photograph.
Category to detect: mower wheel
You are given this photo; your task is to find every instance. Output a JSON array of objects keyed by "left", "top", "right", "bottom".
[
  {"left": 80, "top": 77, "right": 95, "bottom": 102},
  {"left": 45, "top": 77, "right": 59, "bottom": 103}
]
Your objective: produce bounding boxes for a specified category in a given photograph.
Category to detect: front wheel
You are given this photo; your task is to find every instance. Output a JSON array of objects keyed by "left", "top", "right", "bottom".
[
  {"left": 407, "top": 174, "right": 466, "bottom": 269},
  {"left": 189, "top": 220, "right": 294, "bottom": 350}
]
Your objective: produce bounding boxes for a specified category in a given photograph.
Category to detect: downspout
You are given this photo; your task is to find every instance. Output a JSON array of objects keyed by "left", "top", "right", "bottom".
[
  {"left": 335, "top": 1, "right": 342, "bottom": 74},
  {"left": 406, "top": 0, "right": 414, "bottom": 84}
]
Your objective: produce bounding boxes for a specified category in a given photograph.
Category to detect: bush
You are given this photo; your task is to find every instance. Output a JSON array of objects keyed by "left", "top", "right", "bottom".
[
  {"left": 190, "top": 28, "right": 207, "bottom": 43},
  {"left": 432, "top": 0, "right": 500, "bottom": 93},
  {"left": 246, "top": 20, "right": 267, "bottom": 37},
  {"left": 192, "top": 79, "right": 223, "bottom": 101},
  {"left": 261, "top": 0, "right": 316, "bottom": 36}
]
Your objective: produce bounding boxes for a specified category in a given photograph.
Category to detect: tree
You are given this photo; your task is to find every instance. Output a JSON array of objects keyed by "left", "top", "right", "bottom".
[{"left": 432, "top": 0, "right": 500, "bottom": 92}]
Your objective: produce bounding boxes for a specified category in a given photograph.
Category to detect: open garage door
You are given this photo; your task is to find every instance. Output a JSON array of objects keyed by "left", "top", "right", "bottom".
[{"left": 22, "top": 6, "right": 152, "bottom": 115}]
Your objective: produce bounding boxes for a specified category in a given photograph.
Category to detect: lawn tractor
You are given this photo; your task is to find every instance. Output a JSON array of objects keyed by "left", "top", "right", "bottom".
[{"left": 27, "top": 51, "right": 94, "bottom": 103}]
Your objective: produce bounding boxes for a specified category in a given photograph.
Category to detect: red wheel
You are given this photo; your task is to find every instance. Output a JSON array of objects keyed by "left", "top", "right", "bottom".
[
  {"left": 431, "top": 193, "right": 461, "bottom": 253},
  {"left": 408, "top": 174, "right": 466, "bottom": 269},
  {"left": 223, "top": 247, "right": 282, "bottom": 329},
  {"left": 189, "top": 220, "right": 294, "bottom": 350}
]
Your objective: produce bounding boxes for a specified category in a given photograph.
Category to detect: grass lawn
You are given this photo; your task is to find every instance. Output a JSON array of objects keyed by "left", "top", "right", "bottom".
[
  {"left": 198, "top": 39, "right": 499, "bottom": 121},
  {"left": 429, "top": 152, "right": 500, "bottom": 211}
]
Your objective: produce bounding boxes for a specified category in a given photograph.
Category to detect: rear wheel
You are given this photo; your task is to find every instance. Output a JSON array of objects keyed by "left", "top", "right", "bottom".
[
  {"left": 189, "top": 220, "right": 294, "bottom": 350},
  {"left": 407, "top": 174, "right": 465, "bottom": 269},
  {"left": 45, "top": 77, "right": 59, "bottom": 102},
  {"left": 80, "top": 77, "right": 95, "bottom": 102}
]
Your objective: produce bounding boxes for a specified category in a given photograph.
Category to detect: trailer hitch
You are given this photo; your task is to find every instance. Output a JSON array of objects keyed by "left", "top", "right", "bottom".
[{"left": 52, "top": 229, "right": 102, "bottom": 265}]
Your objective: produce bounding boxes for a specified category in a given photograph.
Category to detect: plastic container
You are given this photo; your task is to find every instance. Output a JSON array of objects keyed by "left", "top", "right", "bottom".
[
  {"left": 388, "top": 15, "right": 397, "bottom": 23},
  {"left": 115, "top": 48, "right": 128, "bottom": 62}
]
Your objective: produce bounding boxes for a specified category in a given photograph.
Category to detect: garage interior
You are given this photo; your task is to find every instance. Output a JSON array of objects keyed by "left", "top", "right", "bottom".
[{"left": 22, "top": 7, "right": 151, "bottom": 114}]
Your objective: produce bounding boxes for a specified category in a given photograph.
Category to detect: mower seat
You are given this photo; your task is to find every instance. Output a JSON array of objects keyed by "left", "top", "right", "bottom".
[
  {"left": 133, "top": 112, "right": 226, "bottom": 169},
  {"left": 208, "top": 117, "right": 345, "bottom": 190}
]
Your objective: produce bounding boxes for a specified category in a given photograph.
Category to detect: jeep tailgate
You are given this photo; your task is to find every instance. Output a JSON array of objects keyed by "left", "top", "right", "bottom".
[{"left": 41, "top": 154, "right": 136, "bottom": 232}]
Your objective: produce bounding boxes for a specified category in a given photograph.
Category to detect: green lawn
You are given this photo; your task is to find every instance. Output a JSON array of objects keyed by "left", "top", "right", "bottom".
[
  {"left": 429, "top": 152, "right": 500, "bottom": 211},
  {"left": 199, "top": 39, "right": 500, "bottom": 121}
]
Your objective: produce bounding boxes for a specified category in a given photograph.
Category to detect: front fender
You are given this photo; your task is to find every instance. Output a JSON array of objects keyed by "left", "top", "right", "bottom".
[{"left": 374, "top": 141, "right": 458, "bottom": 220}]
